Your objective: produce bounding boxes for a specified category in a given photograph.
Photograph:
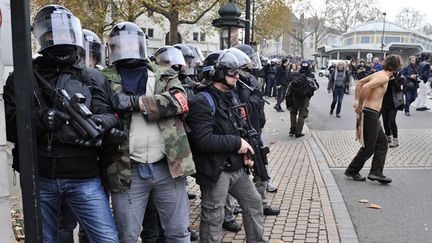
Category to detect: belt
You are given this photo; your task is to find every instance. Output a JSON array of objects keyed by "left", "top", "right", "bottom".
[{"left": 131, "top": 157, "right": 167, "bottom": 164}]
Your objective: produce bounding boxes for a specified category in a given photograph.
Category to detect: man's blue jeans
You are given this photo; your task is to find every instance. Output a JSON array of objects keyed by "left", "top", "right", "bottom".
[
  {"left": 39, "top": 177, "right": 119, "bottom": 243},
  {"left": 405, "top": 89, "right": 417, "bottom": 113},
  {"left": 111, "top": 161, "right": 190, "bottom": 243}
]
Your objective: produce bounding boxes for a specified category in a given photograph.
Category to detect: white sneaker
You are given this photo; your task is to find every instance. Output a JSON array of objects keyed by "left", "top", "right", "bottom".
[{"left": 266, "top": 180, "right": 278, "bottom": 192}]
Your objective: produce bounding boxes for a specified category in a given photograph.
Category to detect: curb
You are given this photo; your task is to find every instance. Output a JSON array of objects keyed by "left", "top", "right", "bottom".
[{"left": 307, "top": 131, "right": 359, "bottom": 243}]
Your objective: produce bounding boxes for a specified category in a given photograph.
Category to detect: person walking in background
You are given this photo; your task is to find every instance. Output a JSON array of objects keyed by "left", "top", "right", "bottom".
[
  {"left": 402, "top": 56, "right": 419, "bottom": 116},
  {"left": 287, "top": 61, "right": 318, "bottom": 138},
  {"left": 274, "top": 58, "right": 290, "bottom": 112},
  {"left": 327, "top": 61, "right": 350, "bottom": 118},
  {"left": 381, "top": 69, "right": 405, "bottom": 148},
  {"left": 264, "top": 59, "right": 278, "bottom": 97},
  {"left": 344, "top": 54, "right": 401, "bottom": 184},
  {"left": 415, "top": 53, "right": 431, "bottom": 111}
]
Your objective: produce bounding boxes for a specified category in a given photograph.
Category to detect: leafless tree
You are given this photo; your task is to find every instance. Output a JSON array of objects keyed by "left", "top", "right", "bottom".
[
  {"left": 325, "top": 0, "right": 382, "bottom": 32},
  {"left": 395, "top": 7, "right": 425, "bottom": 30}
]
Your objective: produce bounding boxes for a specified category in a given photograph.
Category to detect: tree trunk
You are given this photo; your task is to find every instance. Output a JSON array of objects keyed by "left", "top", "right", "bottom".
[
  {"left": 169, "top": 10, "right": 180, "bottom": 45},
  {"left": 300, "top": 41, "right": 304, "bottom": 59}
]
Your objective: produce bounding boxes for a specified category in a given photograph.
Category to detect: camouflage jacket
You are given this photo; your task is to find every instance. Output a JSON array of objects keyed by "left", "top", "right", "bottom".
[{"left": 101, "top": 63, "right": 195, "bottom": 192}]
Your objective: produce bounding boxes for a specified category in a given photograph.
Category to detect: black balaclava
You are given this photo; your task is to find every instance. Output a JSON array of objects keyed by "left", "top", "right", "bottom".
[
  {"left": 116, "top": 59, "right": 148, "bottom": 96},
  {"left": 43, "top": 45, "right": 79, "bottom": 66}
]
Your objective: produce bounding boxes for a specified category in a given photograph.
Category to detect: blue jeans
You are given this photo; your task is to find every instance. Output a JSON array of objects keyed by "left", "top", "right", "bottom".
[
  {"left": 111, "top": 161, "right": 190, "bottom": 243},
  {"left": 40, "top": 177, "right": 119, "bottom": 243},
  {"left": 330, "top": 86, "right": 345, "bottom": 115},
  {"left": 405, "top": 89, "right": 417, "bottom": 112}
]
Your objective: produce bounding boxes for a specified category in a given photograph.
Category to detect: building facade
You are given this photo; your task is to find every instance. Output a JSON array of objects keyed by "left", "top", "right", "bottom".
[
  {"left": 135, "top": 12, "right": 221, "bottom": 56},
  {"left": 317, "top": 21, "right": 432, "bottom": 65}
]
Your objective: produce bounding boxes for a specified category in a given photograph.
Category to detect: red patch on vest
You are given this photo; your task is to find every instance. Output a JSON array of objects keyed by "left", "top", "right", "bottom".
[{"left": 174, "top": 92, "right": 188, "bottom": 113}]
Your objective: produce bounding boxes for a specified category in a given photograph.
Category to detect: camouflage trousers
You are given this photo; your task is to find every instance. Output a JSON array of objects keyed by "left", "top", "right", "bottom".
[{"left": 290, "top": 97, "right": 310, "bottom": 134}]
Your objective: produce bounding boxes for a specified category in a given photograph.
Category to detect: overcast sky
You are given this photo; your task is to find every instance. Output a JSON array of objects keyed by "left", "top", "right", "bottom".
[
  {"left": 378, "top": 0, "right": 432, "bottom": 24},
  {"left": 302, "top": 0, "right": 432, "bottom": 25}
]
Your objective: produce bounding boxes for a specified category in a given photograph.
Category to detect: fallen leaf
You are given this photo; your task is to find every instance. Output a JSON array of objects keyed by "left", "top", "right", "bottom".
[
  {"left": 367, "top": 203, "right": 382, "bottom": 209},
  {"left": 308, "top": 197, "right": 321, "bottom": 202},
  {"left": 359, "top": 199, "right": 369, "bottom": 203},
  {"left": 269, "top": 141, "right": 277, "bottom": 145},
  {"left": 272, "top": 129, "right": 279, "bottom": 132}
]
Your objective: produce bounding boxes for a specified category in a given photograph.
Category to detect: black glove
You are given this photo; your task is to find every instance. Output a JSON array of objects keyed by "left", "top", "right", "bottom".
[
  {"left": 38, "top": 108, "right": 70, "bottom": 131},
  {"left": 111, "top": 93, "right": 140, "bottom": 112},
  {"left": 102, "top": 128, "right": 127, "bottom": 145},
  {"left": 91, "top": 114, "right": 119, "bottom": 132}
]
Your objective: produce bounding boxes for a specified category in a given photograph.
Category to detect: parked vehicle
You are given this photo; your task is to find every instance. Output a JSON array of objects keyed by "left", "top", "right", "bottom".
[{"left": 318, "top": 67, "right": 330, "bottom": 77}]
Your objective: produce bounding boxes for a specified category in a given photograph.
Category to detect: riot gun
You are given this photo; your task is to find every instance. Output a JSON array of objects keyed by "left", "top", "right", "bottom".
[
  {"left": 237, "top": 79, "right": 270, "bottom": 105},
  {"left": 231, "top": 103, "right": 270, "bottom": 181},
  {"left": 33, "top": 70, "right": 104, "bottom": 146}
]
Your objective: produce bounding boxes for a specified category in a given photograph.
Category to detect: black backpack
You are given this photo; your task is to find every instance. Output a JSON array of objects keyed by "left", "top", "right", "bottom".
[{"left": 289, "top": 72, "right": 317, "bottom": 97}]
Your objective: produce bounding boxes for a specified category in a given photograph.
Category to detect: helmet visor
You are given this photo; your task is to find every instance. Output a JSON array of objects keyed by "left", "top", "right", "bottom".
[
  {"left": 33, "top": 12, "right": 83, "bottom": 52},
  {"left": 228, "top": 48, "right": 251, "bottom": 69},
  {"left": 217, "top": 50, "right": 240, "bottom": 69},
  {"left": 84, "top": 41, "right": 103, "bottom": 68},
  {"left": 108, "top": 30, "right": 147, "bottom": 63},
  {"left": 154, "top": 47, "right": 186, "bottom": 68},
  {"left": 187, "top": 45, "right": 205, "bottom": 66},
  {"left": 250, "top": 52, "right": 262, "bottom": 69}
]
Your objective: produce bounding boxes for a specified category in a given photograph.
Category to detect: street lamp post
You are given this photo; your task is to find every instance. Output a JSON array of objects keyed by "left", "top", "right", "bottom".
[
  {"left": 381, "top": 12, "right": 387, "bottom": 59},
  {"left": 211, "top": 0, "right": 246, "bottom": 49}
]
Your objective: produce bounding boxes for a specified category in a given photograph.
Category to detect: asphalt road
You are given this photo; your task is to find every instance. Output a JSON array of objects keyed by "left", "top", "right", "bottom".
[
  {"left": 308, "top": 76, "right": 432, "bottom": 243},
  {"left": 308, "top": 76, "right": 432, "bottom": 131}
]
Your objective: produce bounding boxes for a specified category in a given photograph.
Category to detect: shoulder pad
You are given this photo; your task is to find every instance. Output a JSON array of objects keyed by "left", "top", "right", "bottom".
[
  {"left": 148, "top": 63, "right": 178, "bottom": 79},
  {"left": 102, "top": 65, "right": 120, "bottom": 83}
]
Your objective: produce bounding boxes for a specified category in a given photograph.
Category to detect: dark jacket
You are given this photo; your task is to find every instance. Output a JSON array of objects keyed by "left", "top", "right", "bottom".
[
  {"left": 382, "top": 77, "right": 404, "bottom": 110},
  {"left": 418, "top": 60, "right": 431, "bottom": 83},
  {"left": 237, "top": 71, "right": 266, "bottom": 133},
  {"left": 275, "top": 65, "right": 290, "bottom": 86},
  {"left": 4, "top": 56, "right": 118, "bottom": 179},
  {"left": 264, "top": 64, "right": 277, "bottom": 79},
  {"left": 356, "top": 64, "right": 369, "bottom": 80},
  {"left": 402, "top": 64, "right": 419, "bottom": 91},
  {"left": 186, "top": 86, "right": 244, "bottom": 186}
]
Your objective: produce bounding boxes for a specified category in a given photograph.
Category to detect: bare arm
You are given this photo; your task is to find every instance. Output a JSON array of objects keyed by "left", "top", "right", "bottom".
[{"left": 354, "top": 75, "right": 372, "bottom": 100}]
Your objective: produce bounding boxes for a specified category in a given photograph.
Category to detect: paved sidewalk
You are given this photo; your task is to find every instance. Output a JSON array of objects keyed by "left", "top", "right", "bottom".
[{"left": 187, "top": 134, "right": 350, "bottom": 242}]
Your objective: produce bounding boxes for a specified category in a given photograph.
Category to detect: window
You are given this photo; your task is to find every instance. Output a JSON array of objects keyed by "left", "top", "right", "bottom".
[
  {"left": 141, "top": 28, "right": 154, "bottom": 38},
  {"left": 345, "top": 37, "right": 354, "bottom": 46},
  {"left": 382, "top": 36, "right": 402, "bottom": 44},
  {"left": 200, "top": 32, "right": 206, "bottom": 42},
  {"left": 310, "top": 42, "right": 314, "bottom": 48},
  {"left": 360, "top": 36, "right": 370, "bottom": 44},
  {"left": 193, "top": 32, "right": 199, "bottom": 41},
  {"left": 147, "top": 28, "right": 154, "bottom": 38},
  {"left": 148, "top": 10, "right": 154, "bottom": 17}
]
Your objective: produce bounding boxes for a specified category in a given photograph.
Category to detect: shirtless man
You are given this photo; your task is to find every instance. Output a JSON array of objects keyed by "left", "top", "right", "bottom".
[{"left": 344, "top": 54, "right": 401, "bottom": 184}]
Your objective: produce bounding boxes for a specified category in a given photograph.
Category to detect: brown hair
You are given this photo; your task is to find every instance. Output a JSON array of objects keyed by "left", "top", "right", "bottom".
[{"left": 383, "top": 54, "right": 401, "bottom": 72}]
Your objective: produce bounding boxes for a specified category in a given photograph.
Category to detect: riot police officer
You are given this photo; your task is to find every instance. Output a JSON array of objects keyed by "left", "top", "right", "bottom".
[
  {"left": 186, "top": 49, "right": 266, "bottom": 243},
  {"left": 4, "top": 5, "right": 120, "bottom": 242},
  {"left": 102, "top": 22, "right": 195, "bottom": 243},
  {"left": 82, "top": 29, "right": 104, "bottom": 69}
]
